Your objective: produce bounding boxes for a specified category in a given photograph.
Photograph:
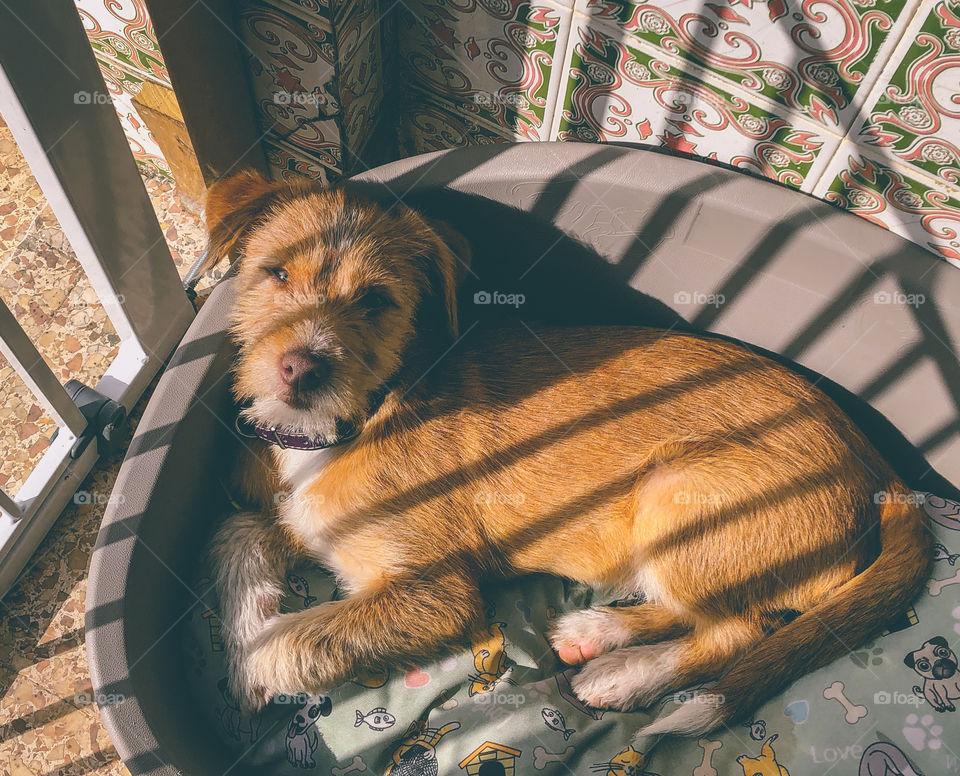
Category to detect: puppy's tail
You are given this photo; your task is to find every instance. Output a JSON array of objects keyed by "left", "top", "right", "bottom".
[{"left": 643, "top": 481, "right": 932, "bottom": 737}]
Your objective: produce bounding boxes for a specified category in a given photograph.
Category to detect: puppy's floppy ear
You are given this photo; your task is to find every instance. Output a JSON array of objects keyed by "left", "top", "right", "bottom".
[
  {"left": 904, "top": 651, "right": 917, "bottom": 669},
  {"left": 198, "top": 169, "right": 312, "bottom": 275},
  {"left": 397, "top": 206, "right": 472, "bottom": 338},
  {"left": 425, "top": 218, "right": 472, "bottom": 338},
  {"left": 929, "top": 635, "right": 950, "bottom": 648}
]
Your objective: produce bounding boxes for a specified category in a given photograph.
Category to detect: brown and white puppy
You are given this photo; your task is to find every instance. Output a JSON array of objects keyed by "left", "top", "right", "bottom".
[{"left": 204, "top": 169, "right": 932, "bottom": 737}]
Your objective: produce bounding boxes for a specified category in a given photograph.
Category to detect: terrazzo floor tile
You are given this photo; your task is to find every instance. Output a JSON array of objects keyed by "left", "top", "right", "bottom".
[
  {"left": 0, "top": 113, "right": 210, "bottom": 497},
  {"left": 0, "top": 130, "right": 47, "bottom": 267},
  {"left": 0, "top": 367, "right": 176, "bottom": 776},
  {"left": 0, "top": 364, "right": 57, "bottom": 497}
]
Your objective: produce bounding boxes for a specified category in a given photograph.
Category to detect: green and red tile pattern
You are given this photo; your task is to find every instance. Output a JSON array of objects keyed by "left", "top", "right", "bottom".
[
  {"left": 398, "top": 0, "right": 960, "bottom": 268},
  {"left": 67, "top": 0, "right": 960, "bottom": 265}
]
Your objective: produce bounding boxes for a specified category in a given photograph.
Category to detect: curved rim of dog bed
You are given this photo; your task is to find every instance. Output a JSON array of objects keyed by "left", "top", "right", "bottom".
[{"left": 85, "top": 142, "right": 960, "bottom": 776}]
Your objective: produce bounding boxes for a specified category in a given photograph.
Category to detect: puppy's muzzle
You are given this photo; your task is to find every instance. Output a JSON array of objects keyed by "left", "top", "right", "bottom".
[{"left": 279, "top": 348, "right": 330, "bottom": 406}]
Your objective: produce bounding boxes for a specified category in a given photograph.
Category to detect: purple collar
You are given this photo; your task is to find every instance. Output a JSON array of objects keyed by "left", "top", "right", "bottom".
[
  {"left": 235, "top": 415, "right": 360, "bottom": 450},
  {"left": 233, "top": 381, "right": 394, "bottom": 450}
]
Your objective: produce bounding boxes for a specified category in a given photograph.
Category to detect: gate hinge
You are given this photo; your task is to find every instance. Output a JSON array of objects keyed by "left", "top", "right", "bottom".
[{"left": 64, "top": 380, "right": 127, "bottom": 459}]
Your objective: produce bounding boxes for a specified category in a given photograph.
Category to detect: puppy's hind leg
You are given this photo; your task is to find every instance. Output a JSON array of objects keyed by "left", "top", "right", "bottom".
[
  {"left": 549, "top": 603, "right": 691, "bottom": 665},
  {"left": 572, "top": 617, "right": 763, "bottom": 716},
  {"left": 209, "top": 511, "right": 300, "bottom": 710}
]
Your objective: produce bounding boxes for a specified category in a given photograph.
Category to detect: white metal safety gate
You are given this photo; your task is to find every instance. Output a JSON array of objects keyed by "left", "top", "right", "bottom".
[{"left": 0, "top": 1, "right": 195, "bottom": 596}]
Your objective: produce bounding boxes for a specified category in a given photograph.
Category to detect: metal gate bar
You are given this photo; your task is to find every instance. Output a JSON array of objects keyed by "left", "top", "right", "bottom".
[{"left": 0, "top": 0, "right": 196, "bottom": 595}]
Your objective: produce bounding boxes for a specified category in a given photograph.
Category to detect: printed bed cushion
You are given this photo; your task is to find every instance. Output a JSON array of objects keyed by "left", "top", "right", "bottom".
[{"left": 184, "top": 494, "right": 960, "bottom": 776}]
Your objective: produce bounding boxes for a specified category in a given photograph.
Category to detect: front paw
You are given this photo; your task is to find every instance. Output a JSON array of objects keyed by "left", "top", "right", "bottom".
[
  {"left": 226, "top": 651, "right": 272, "bottom": 713},
  {"left": 242, "top": 607, "right": 345, "bottom": 704}
]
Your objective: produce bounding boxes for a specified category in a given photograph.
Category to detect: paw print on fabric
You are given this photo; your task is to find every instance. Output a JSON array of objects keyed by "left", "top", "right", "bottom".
[
  {"left": 850, "top": 646, "right": 884, "bottom": 668},
  {"left": 903, "top": 713, "right": 943, "bottom": 751}
]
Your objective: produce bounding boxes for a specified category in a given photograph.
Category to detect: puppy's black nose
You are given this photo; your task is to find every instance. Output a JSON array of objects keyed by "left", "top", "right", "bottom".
[{"left": 280, "top": 350, "right": 329, "bottom": 393}]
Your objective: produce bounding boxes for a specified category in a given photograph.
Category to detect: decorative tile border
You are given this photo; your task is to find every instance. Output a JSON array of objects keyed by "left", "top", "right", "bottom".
[
  {"left": 554, "top": 20, "right": 841, "bottom": 190},
  {"left": 816, "top": 141, "right": 960, "bottom": 267},
  {"left": 65, "top": 0, "right": 960, "bottom": 263},
  {"left": 338, "top": 0, "right": 385, "bottom": 151},
  {"left": 856, "top": 0, "right": 960, "bottom": 187},
  {"left": 397, "top": 0, "right": 573, "bottom": 139},
  {"left": 238, "top": 0, "right": 388, "bottom": 177}
]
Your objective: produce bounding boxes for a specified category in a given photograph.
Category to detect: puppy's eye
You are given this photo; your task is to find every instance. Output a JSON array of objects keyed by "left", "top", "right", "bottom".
[
  {"left": 358, "top": 288, "right": 395, "bottom": 313},
  {"left": 918, "top": 660, "right": 930, "bottom": 670},
  {"left": 266, "top": 266, "right": 289, "bottom": 283}
]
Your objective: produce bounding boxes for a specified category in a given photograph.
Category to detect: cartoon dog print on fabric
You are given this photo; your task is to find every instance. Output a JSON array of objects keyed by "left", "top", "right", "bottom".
[
  {"left": 737, "top": 735, "right": 790, "bottom": 776},
  {"left": 591, "top": 744, "right": 659, "bottom": 776},
  {"left": 216, "top": 677, "right": 261, "bottom": 743},
  {"left": 285, "top": 695, "right": 333, "bottom": 769},
  {"left": 469, "top": 622, "right": 514, "bottom": 696},
  {"left": 904, "top": 636, "right": 960, "bottom": 712},
  {"left": 386, "top": 719, "right": 461, "bottom": 776},
  {"left": 859, "top": 741, "right": 923, "bottom": 776}
]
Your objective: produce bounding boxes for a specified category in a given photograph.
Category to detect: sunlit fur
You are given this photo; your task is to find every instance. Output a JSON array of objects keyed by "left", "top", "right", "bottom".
[{"left": 206, "top": 170, "right": 932, "bottom": 737}]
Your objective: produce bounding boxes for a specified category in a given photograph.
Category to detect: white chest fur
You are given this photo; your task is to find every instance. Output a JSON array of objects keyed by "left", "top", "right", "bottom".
[
  {"left": 275, "top": 447, "right": 389, "bottom": 592},
  {"left": 276, "top": 447, "right": 340, "bottom": 551}
]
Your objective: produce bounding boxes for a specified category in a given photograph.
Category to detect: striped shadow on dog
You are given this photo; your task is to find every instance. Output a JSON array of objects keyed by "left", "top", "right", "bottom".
[{"left": 203, "top": 169, "right": 932, "bottom": 737}]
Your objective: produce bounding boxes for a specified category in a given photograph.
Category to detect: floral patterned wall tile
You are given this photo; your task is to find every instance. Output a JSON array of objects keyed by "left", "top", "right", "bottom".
[
  {"left": 74, "top": 0, "right": 170, "bottom": 86},
  {"left": 573, "top": 0, "right": 920, "bottom": 133},
  {"left": 239, "top": 1, "right": 344, "bottom": 174},
  {"left": 72, "top": 1, "right": 172, "bottom": 178},
  {"left": 265, "top": 139, "right": 336, "bottom": 180},
  {"left": 335, "top": 0, "right": 382, "bottom": 61},
  {"left": 338, "top": 0, "right": 385, "bottom": 152},
  {"left": 399, "top": 89, "right": 516, "bottom": 154},
  {"left": 815, "top": 141, "right": 960, "bottom": 267},
  {"left": 271, "top": 0, "right": 362, "bottom": 26},
  {"left": 855, "top": 0, "right": 960, "bottom": 188},
  {"left": 397, "top": 0, "right": 573, "bottom": 140},
  {"left": 270, "top": 0, "right": 334, "bottom": 22},
  {"left": 239, "top": 0, "right": 388, "bottom": 177},
  {"left": 554, "top": 20, "right": 842, "bottom": 190},
  {"left": 97, "top": 65, "right": 170, "bottom": 178}
]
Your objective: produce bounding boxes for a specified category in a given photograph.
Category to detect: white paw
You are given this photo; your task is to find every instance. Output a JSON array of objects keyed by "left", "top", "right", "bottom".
[
  {"left": 226, "top": 651, "right": 272, "bottom": 713},
  {"left": 548, "top": 608, "right": 634, "bottom": 663},
  {"left": 238, "top": 607, "right": 340, "bottom": 709},
  {"left": 571, "top": 643, "right": 682, "bottom": 710}
]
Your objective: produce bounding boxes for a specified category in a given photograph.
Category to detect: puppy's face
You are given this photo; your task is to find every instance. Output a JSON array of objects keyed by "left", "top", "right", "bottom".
[
  {"left": 203, "top": 171, "right": 468, "bottom": 435},
  {"left": 905, "top": 636, "right": 957, "bottom": 681}
]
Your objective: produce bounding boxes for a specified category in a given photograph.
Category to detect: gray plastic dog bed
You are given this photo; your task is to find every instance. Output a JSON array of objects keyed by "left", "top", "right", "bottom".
[{"left": 86, "top": 143, "right": 960, "bottom": 775}]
